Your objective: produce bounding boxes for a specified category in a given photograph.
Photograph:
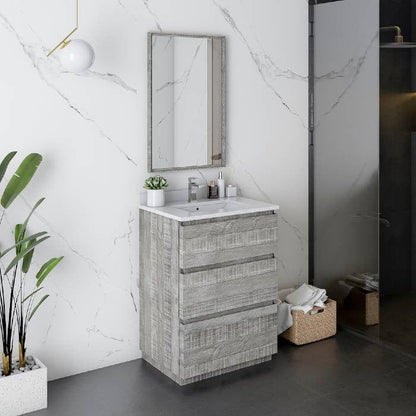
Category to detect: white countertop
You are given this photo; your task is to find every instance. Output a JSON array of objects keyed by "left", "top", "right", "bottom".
[{"left": 139, "top": 196, "right": 279, "bottom": 222}]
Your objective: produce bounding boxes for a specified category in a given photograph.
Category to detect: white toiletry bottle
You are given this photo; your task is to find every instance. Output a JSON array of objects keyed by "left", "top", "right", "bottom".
[{"left": 217, "top": 171, "right": 225, "bottom": 198}]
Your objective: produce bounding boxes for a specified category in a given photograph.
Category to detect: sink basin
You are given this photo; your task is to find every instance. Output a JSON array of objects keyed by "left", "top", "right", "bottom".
[
  {"left": 172, "top": 200, "right": 250, "bottom": 215},
  {"left": 139, "top": 197, "right": 279, "bottom": 222}
]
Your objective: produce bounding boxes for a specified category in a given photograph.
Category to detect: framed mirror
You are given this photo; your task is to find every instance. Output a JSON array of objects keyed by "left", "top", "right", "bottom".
[{"left": 148, "top": 33, "right": 226, "bottom": 172}]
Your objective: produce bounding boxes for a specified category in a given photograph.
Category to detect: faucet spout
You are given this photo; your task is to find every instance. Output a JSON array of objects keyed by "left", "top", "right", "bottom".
[{"left": 188, "top": 177, "right": 205, "bottom": 202}]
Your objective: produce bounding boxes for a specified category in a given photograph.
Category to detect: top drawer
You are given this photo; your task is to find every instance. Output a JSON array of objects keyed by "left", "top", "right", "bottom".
[{"left": 179, "top": 213, "right": 278, "bottom": 270}]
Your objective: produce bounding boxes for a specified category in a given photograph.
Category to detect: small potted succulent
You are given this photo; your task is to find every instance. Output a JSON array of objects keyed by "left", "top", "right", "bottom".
[
  {"left": 0, "top": 152, "right": 63, "bottom": 415},
  {"left": 144, "top": 175, "right": 168, "bottom": 207}
]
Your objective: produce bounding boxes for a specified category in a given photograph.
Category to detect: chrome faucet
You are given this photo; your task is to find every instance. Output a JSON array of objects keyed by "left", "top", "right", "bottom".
[{"left": 188, "top": 177, "right": 205, "bottom": 202}]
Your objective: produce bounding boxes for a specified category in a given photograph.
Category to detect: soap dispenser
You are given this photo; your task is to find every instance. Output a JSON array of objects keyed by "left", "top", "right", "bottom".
[
  {"left": 217, "top": 171, "right": 225, "bottom": 198},
  {"left": 208, "top": 181, "right": 219, "bottom": 199}
]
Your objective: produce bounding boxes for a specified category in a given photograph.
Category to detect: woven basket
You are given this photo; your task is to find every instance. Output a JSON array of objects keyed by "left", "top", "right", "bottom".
[
  {"left": 280, "top": 299, "right": 337, "bottom": 345},
  {"left": 342, "top": 288, "right": 379, "bottom": 326},
  {"left": 364, "top": 291, "right": 379, "bottom": 325}
]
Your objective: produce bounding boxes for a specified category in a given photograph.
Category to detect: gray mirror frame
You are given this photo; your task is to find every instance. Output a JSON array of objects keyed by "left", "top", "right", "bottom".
[{"left": 147, "top": 32, "right": 226, "bottom": 172}]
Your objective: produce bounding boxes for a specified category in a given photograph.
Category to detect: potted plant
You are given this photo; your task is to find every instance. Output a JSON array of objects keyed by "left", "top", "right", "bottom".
[
  {"left": 0, "top": 152, "right": 63, "bottom": 416},
  {"left": 144, "top": 175, "right": 168, "bottom": 207}
]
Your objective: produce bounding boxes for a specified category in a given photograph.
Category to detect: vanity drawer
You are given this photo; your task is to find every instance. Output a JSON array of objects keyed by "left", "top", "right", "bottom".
[
  {"left": 179, "top": 213, "right": 278, "bottom": 270},
  {"left": 179, "top": 304, "right": 277, "bottom": 380},
  {"left": 179, "top": 257, "right": 278, "bottom": 321}
]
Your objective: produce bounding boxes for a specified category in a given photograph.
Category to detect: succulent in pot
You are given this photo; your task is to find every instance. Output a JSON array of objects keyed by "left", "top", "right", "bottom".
[{"left": 144, "top": 175, "right": 168, "bottom": 207}]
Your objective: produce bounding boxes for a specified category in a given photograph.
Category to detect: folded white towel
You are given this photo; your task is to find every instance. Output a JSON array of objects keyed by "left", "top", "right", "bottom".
[
  {"left": 285, "top": 284, "right": 316, "bottom": 306},
  {"left": 285, "top": 284, "right": 328, "bottom": 314},
  {"left": 276, "top": 301, "right": 293, "bottom": 335},
  {"left": 276, "top": 284, "right": 328, "bottom": 335},
  {"left": 278, "top": 287, "right": 295, "bottom": 302},
  {"left": 346, "top": 273, "right": 379, "bottom": 291}
]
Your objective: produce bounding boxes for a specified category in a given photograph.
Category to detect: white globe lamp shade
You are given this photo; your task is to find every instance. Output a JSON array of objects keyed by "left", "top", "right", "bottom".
[{"left": 59, "top": 39, "right": 95, "bottom": 73}]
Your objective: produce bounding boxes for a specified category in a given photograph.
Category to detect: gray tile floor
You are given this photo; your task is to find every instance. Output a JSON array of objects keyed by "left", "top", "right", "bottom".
[{"left": 30, "top": 330, "right": 416, "bottom": 416}]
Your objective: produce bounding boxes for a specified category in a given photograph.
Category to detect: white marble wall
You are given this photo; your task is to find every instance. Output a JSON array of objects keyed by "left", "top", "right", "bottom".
[
  {"left": 0, "top": 0, "right": 308, "bottom": 380},
  {"left": 314, "top": 0, "right": 379, "bottom": 291}
]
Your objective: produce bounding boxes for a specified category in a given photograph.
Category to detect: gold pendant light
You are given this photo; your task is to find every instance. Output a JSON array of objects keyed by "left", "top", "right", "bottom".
[{"left": 48, "top": 0, "right": 95, "bottom": 73}]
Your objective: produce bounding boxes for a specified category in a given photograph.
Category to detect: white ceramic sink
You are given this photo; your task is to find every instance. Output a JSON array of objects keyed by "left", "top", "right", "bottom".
[
  {"left": 139, "top": 197, "right": 279, "bottom": 222},
  {"left": 173, "top": 200, "right": 249, "bottom": 215}
]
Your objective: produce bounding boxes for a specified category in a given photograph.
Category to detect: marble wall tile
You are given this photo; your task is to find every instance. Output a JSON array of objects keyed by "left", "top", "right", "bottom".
[{"left": 0, "top": 0, "right": 308, "bottom": 380}]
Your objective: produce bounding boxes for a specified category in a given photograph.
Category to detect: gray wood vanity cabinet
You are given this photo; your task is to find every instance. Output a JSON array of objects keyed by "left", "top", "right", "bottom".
[{"left": 139, "top": 208, "right": 279, "bottom": 385}]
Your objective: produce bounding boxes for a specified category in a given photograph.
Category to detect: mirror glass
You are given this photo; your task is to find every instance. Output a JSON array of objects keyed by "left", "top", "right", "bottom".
[{"left": 148, "top": 33, "right": 225, "bottom": 171}]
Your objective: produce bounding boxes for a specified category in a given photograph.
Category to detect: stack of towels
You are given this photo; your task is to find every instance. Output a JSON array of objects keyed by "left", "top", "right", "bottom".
[
  {"left": 332, "top": 272, "right": 379, "bottom": 306},
  {"left": 277, "top": 284, "right": 328, "bottom": 335},
  {"left": 343, "top": 273, "right": 379, "bottom": 292}
]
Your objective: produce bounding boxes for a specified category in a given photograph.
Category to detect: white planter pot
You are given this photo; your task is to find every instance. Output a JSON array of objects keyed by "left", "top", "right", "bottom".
[
  {"left": 0, "top": 357, "right": 47, "bottom": 416},
  {"left": 147, "top": 189, "right": 165, "bottom": 207}
]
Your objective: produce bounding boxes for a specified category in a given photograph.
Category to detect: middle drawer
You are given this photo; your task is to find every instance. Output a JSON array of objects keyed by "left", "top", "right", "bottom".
[{"left": 179, "top": 257, "right": 278, "bottom": 322}]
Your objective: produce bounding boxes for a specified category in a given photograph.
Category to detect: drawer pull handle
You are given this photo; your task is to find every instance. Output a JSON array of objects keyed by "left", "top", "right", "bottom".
[{"left": 180, "top": 300, "right": 275, "bottom": 325}]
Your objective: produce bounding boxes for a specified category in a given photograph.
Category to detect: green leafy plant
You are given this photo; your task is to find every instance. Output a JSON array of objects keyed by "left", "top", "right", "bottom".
[
  {"left": 0, "top": 152, "right": 63, "bottom": 375},
  {"left": 144, "top": 175, "right": 168, "bottom": 190}
]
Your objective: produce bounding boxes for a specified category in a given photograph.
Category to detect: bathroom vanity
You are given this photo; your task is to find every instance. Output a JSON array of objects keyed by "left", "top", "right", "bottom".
[
  {"left": 139, "top": 197, "right": 279, "bottom": 385},
  {"left": 143, "top": 32, "right": 278, "bottom": 385}
]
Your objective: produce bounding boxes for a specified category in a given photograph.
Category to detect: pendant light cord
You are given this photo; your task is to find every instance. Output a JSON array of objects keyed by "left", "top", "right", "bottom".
[{"left": 47, "top": 0, "right": 79, "bottom": 57}]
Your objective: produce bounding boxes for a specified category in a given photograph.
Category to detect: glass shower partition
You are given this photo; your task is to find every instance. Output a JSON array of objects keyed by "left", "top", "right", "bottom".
[
  {"left": 312, "top": 0, "right": 380, "bottom": 337},
  {"left": 378, "top": 0, "right": 416, "bottom": 355}
]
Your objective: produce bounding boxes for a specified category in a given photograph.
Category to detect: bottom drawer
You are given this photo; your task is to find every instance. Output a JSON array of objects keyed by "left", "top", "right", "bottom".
[{"left": 179, "top": 304, "right": 277, "bottom": 380}]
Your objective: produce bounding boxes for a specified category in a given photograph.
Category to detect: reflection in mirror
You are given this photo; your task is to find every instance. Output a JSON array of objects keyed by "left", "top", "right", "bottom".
[{"left": 148, "top": 33, "right": 225, "bottom": 171}]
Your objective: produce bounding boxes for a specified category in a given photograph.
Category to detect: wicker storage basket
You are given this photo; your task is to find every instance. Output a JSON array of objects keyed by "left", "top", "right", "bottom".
[
  {"left": 280, "top": 299, "right": 337, "bottom": 345},
  {"left": 342, "top": 288, "right": 379, "bottom": 326}
]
